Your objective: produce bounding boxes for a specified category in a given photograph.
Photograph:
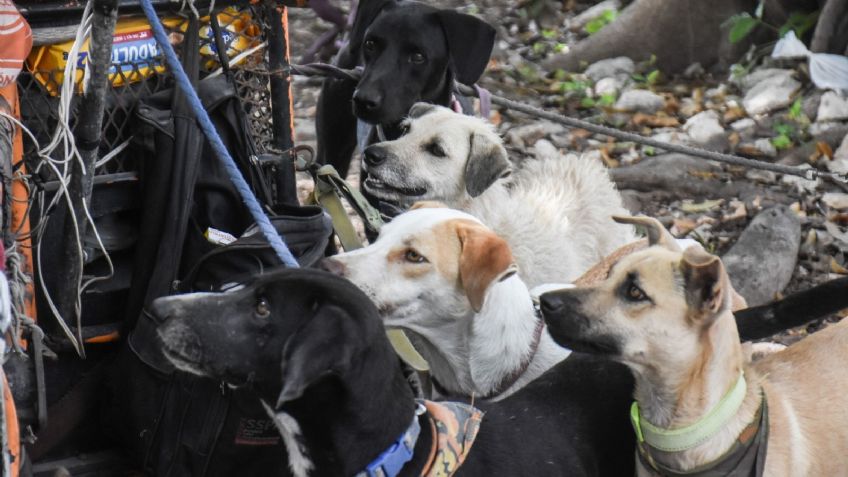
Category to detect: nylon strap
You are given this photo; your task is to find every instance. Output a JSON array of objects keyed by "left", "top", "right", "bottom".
[
  {"left": 307, "top": 165, "right": 428, "bottom": 371},
  {"left": 632, "top": 372, "right": 747, "bottom": 452}
]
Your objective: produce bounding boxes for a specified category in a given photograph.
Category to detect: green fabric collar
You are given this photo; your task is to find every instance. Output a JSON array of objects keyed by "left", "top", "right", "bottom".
[{"left": 631, "top": 371, "right": 747, "bottom": 452}]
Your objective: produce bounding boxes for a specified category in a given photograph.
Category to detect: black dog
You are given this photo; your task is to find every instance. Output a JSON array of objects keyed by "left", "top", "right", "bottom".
[
  {"left": 154, "top": 268, "right": 636, "bottom": 476},
  {"left": 315, "top": 0, "right": 496, "bottom": 179}
]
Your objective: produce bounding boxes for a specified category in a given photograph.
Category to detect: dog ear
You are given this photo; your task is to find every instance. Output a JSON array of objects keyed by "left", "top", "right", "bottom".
[
  {"left": 276, "top": 304, "right": 357, "bottom": 407},
  {"left": 411, "top": 200, "right": 449, "bottom": 210},
  {"left": 465, "top": 132, "right": 511, "bottom": 198},
  {"left": 681, "top": 247, "right": 729, "bottom": 320},
  {"left": 435, "top": 10, "right": 496, "bottom": 85},
  {"left": 408, "top": 102, "right": 439, "bottom": 119},
  {"left": 456, "top": 221, "right": 517, "bottom": 312},
  {"left": 613, "top": 215, "right": 681, "bottom": 251}
]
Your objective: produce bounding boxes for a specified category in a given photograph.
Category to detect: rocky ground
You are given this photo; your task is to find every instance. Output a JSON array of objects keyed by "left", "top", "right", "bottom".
[{"left": 286, "top": 1, "right": 848, "bottom": 344}]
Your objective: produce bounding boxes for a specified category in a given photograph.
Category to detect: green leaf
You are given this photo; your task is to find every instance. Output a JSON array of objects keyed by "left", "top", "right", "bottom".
[
  {"left": 580, "top": 97, "right": 596, "bottom": 108},
  {"left": 554, "top": 43, "right": 568, "bottom": 53},
  {"left": 788, "top": 99, "right": 803, "bottom": 119},
  {"left": 541, "top": 29, "right": 557, "bottom": 39},
  {"left": 773, "top": 122, "right": 795, "bottom": 136},
  {"left": 533, "top": 42, "right": 546, "bottom": 54},
  {"left": 779, "top": 10, "right": 819, "bottom": 38},
  {"left": 771, "top": 134, "right": 793, "bottom": 149},
  {"left": 598, "top": 93, "right": 617, "bottom": 107},
  {"left": 726, "top": 13, "right": 759, "bottom": 44},
  {"left": 554, "top": 69, "right": 568, "bottom": 81},
  {"left": 643, "top": 146, "right": 656, "bottom": 156},
  {"left": 646, "top": 69, "right": 660, "bottom": 85},
  {"left": 585, "top": 9, "right": 618, "bottom": 34}
]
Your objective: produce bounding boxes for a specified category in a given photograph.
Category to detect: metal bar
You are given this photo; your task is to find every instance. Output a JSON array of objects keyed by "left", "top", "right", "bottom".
[
  {"left": 265, "top": 1, "right": 296, "bottom": 206},
  {"left": 55, "top": 0, "right": 119, "bottom": 358}
]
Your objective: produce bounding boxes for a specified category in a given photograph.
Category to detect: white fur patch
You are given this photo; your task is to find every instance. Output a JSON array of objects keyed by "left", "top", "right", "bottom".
[{"left": 262, "top": 401, "right": 313, "bottom": 477}]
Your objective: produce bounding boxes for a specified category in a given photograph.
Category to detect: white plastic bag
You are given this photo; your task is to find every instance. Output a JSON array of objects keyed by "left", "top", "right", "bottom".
[{"left": 772, "top": 31, "right": 848, "bottom": 92}]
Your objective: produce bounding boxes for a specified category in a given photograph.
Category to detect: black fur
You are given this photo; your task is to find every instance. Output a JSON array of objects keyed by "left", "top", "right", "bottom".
[
  {"left": 154, "top": 268, "right": 636, "bottom": 476},
  {"left": 315, "top": 0, "right": 496, "bottom": 179}
]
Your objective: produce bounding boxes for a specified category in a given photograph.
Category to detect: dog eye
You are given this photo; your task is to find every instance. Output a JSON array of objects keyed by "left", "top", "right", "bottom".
[
  {"left": 426, "top": 142, "right": 446, "bottom": 158},
  {"left": 363, "top": 39, "right": 376, "bottom": 52},
  {"left": 625, "top": 284, "right": 647, "bottom": 302},
  {"left": 409, "top": 52, "right": 426, "bottom": 64},
  {"left": 255, "top": 297, "right": 271, "bottom": 318},
  {"left": 404, "top": 249, "right": 428, "bottom": 263}
]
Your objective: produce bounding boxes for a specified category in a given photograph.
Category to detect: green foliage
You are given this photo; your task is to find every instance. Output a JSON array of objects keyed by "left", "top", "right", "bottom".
[
  {"left": 558, "top": 80, "right": 591, "bottom": 92},
  {"left": 788, "top": 99, "right": 803, "bottom": 119},
  {"left": 771, "top": 134, "right": 793, "bottom": 149},
  {"left": 598, "top": 92, "right": 617, "bottom": 107},
  {"left": 646, "top": 69, "right": 660, "bottom": 85},
  {"left": 773, "top": 122, "right": 796, "bottom": 137},
  {"left": 584, "top": 9, "right": 618, "bottom": 35},
  {"left": 643, "top": 146, "right": 656, "bottom": 156},
  {"left": 541, "top": 29, "right": 557, "bottom": 39},
  {"left": 553, "top": 69, "right": 568, "bottom": 81},
  {"left": 726, "top": 13, "right": 759, "bottom": 44},
  {"left": 580, "top": 97, "right": 596, "bottom": 108},
  {"left": 779, "top": 11, "right": 819, "bottom": 38},
  {"left": 533, "top": 42, "right": 546, "bottom": 54},
  {"left": 553, "top": 43, "right": 568, "bottom": 53}
]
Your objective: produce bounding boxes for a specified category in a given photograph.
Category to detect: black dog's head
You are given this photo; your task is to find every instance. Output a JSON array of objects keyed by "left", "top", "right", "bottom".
[
  {"left": 350, "top": 0, "right": 495, "bottom": 125},
  {"left": 153, "top": 268, "right": 386, "bottom": 406}
]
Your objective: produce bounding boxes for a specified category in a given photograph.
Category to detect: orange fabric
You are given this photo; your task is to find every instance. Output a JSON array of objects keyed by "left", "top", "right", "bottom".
[
  {"left": 3, "top": 371, "right": 19, "bottom": 477},
  {"left": 420, "top": 400, "right": 483, "bottom": 477}
]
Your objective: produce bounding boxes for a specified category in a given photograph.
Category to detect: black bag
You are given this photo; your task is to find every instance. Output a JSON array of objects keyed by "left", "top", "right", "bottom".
[{"left": 109, "top": 19, "right": 331, "bottom": 476}]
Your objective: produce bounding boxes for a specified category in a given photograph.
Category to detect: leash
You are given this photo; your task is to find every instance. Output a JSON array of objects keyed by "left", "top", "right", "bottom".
[
  {"left": 139, "top": 0, "right": 299, "bottom": 268},
  {"left": 279, "top": 62, "right": 848, "bottom": 184}
]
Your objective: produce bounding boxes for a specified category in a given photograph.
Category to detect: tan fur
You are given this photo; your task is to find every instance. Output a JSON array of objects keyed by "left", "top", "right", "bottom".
[
  {"left": 554, "top": 237, "right": 848, "bottom": 476},
  {"left": 455, "top": 221, "right": 517, "bottom": 312}
]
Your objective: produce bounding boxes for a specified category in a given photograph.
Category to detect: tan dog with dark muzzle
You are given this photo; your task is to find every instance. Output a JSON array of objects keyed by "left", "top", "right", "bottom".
[{"left": 540, "top": 215, "right": 848, "bottom": 477}]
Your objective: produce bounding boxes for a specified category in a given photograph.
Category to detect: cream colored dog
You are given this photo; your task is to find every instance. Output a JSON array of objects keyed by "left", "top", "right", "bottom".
[
  {"left": 540, "top": 216, "right": 848, "bottom": 476},
  {"left": 361, "top": 103, "right": 635, "bottom": 287},
  {"left": 322, "top": 206, "right": 571, "bottom": 399}
]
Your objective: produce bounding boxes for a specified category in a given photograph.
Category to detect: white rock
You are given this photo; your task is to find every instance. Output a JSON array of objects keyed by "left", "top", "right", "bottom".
[
  {"left": 651, "top": 131, "right": 694, "bottom": 146},
  {"left": 594, "top": 76, "right": 624, "bottom": 96},
  {"left": 733, "top": 68, "right": 793, "bottom": 93},
  {"left": 570, "top": 0, "right": 621, "bottom": 29},
  {"left": 683, "top": 110, "right": 725, "bottom": 148},
  {"left": 584, "top": 57, "right": 634, "bottom": 82},
  {"left": 615, "top": 89, "right": 665, "bottom": 113},
  {"left": 781, "top": 164, "right": 820, "bottom": 193},
  {"left": 742, "top": 71, "right": 801, "bottom": 115},
  {"left": 745, "top": 169, "right": 777, "bottom": 183},
  {"left": 829, "top": 133, "right": 848, "bottom": 174},
  {"left": 533, "top": 139, "right": 560, "bottom": 159},
  {"left": 809, "top": 122, "right": 841, "bottom": 136},
  {"left": 506, "top": 121, "right": 568, "bottom": 147},
  {"left": 731, "top": 118, "right": 756, "bottom": 132},
  {"left": 817, "top": 91, "right": 848, "bottom": 122},
  {"left": 822, "top": 192, "right": 848, "bottom": 210},
  {"left": 753, "top": 138, "right": 777, "bottom": 158}
]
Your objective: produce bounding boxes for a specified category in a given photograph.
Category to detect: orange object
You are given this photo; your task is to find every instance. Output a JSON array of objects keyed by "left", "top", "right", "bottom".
[{"left": 3, "top": 371, "right": 20, "bottom": 477}]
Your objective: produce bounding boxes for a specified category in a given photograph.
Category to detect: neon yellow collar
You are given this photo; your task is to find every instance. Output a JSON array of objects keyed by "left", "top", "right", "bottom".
[{"left": 631, "top": 372, "right": 747, "bottom": 452}]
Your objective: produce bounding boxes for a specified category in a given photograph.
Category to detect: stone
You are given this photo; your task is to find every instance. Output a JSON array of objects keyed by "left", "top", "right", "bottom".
[
  {"left": 733, "top": 68, "right": 792, "bottom": 93},
  {"left": 682, "top": 110, "right": 726, "bottom": 150},
  {"left": 737, "top": 138, "right": 777, "bottom": 158},
  {"left": 506, "top": 121, "right": 568, "bottom": 147},
  {"left": 615, "top": 89, "right": 665, "bottom": 113},
  {"left": 802, "top": 90, "right": 823, "bottom": 121},
  {"left": 781, "top": 164, "right": 820, "bottom": 193},
  {"left": 683, "top": 63, "right": 705, "bottom": 78},
  {"left": 817, "top": 91, "right": 848, "bottom": 122},
  {"left": 742, "top": 71, "right": 801, "bottom": 115},
  {"left": 533, "top": 139, "right": 560, "bottom": 159},
  {"left": 828, "top": 133, "right": 848, "bottom": 174},
  {"left": 744, "top": 169, "right": 777, "bottom": 183},
  {"left": 584, "top": 56, "right": 634, "bottom": 82},
  {"left": 822, "top": 192, "right": 848, "bottom": 210},
  {"left": 730, "top": 118, "right": 756, "bottom": 132},
  {"left": 722, "top": 206, "right": 801, "bottom": 306},
  {"left": 594, "top": 76, "right": 624, "bottom": 96}
]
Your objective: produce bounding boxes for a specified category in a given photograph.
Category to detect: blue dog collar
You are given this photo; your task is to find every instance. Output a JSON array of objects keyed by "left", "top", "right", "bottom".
[{"left": 357, "top": 403, "right": 426, "bottom": 477}]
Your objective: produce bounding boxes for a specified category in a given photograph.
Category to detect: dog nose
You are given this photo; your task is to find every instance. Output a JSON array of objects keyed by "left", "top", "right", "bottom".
[
  {"left": 364, "top": 145, "right": 389, "bottom": 167},
  {"left": 319, "top": 258, "right": 347, "bottom": 277},
  {"left": 539, "top": 292, "right": 565, "bottom": 316},
  {"left": 353, "top": 89, "right": 381, "bottom": 112}
]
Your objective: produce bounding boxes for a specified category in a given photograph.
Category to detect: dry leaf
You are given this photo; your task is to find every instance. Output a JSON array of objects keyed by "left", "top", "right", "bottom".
[
  {"left": 817, "top": 141, "right": 834, "bottom": 160},
  {"left": 722, "top": 200, "right": 747, "bottom": 222},
  {"left": 632, "top": 112, "right": 680, "bottom": 128},
  {"left": 680, "top": 199, "right": 723, "bottom": 213},
  {"left": 723, "top": 106, "right": 746, "bottom": 123},
  {"left": 830, "top": 257, "right": 848, "bottom": 275},
  {"left": 671, "top": 218, "right": 697, "bottom": 235}
]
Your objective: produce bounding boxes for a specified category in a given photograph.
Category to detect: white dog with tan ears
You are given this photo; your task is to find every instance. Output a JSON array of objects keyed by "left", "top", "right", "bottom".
[
  {"left": 540, "top": 215, "right": 848, "bottom": 476},
  {"left": 360, "top": 103, "right": 636, "bottom": 287},
  {"left": 322, "top": 206, "right": 571, "bottom": 399}
]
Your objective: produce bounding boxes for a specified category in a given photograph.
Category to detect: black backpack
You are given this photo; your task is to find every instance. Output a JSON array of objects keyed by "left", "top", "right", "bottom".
[{"left": 107, "top": 21, "right": 331, "bottom": 475}]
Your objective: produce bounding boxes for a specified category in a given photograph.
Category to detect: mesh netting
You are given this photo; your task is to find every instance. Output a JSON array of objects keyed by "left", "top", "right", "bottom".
[{"left": 18, "top": 5, "right": 278, "bottom": 177}]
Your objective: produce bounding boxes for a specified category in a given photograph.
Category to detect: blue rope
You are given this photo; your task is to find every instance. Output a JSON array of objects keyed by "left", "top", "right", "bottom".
[{"left": 140, "top": 0, "right": 299, "bottom": 268}]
